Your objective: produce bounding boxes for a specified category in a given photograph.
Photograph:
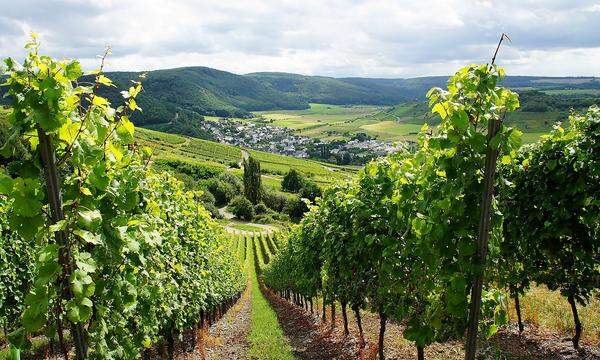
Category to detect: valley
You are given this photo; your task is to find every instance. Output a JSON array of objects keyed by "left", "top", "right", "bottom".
[{"left": 0, "top": 24, "right": 599, "bottom": 360}]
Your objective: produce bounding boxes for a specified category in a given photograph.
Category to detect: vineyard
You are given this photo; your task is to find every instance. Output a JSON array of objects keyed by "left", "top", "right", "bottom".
[
  {"left": 261, "top": 62, "right": 600, "bottom": 359},
  {"left": 0, "top": 37, "right": 599, "bottom": 360},
  {"left": 135, "top": 127, "right": 357, "bottom": 188},
  {"left": 0, "top": 38, "right": 245, "bottom": 359}
]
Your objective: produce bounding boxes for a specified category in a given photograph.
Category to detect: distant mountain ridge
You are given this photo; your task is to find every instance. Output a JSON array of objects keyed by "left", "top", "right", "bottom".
[{"left": 1, "top": 65, "right": 598, "bottom": 127}]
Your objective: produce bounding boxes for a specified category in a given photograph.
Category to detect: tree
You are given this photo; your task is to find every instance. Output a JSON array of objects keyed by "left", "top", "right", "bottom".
[
  {"left": 243, "top": 156, "right": 262, "bottom": 204},
  {"left": 208, "top": 179, "right": 236, "bottom": 206},
  {"left": 228, "top": 196, "right": 255, "bottom": 220},
  {"left": 207, "top": 173, "right": 243, "bottom": 206},
  {"left": 281, "top": 169, "right": 305, "bottom": 193},
  {"left": 262, "top": 189, "right": 289, "bottom": 213}
]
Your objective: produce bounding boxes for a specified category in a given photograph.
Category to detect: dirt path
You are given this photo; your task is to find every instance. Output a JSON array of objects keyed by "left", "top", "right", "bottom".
[
  {"left": 490, "top": 323, "right": 600, "bottom": 360},
  {"left": 261, "top": 287, "right": 356, "bottom": 360},
  {"left": 170, "top": 287, "right": 251, "bottom": 360},
  {"left": 204, "top": 288, "right": 252, "bottom": 360}
]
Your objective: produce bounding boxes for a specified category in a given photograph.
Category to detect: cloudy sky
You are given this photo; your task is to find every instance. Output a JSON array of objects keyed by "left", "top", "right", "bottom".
[{"left": 1, "top": 0, "right": 599, "bottom": 78}]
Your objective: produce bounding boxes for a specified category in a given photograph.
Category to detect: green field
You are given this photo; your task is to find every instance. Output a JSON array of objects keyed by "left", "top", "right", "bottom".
[
  {"left": 541, "top": 89, "right": 600, "bottom": 96},
  {"left": 135, "top": 127, "right": 357, "bottom": 189},
  {"left": 254, "top": 103, "right": 386, "bottom": 141},
  {"left": 254, "top": 103, "right": 428, "bottom": 141},
  {"left": 252, "top": 102, "right": 559, "bottom": 143}
]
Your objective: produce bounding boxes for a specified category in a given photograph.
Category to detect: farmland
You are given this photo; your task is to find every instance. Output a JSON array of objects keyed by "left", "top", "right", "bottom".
[
  {"left": 253, "top": 102, "right": 571, "bottom": 143},
  {"left": 135, "top": 127, "right": 357, "bottom": 188}
]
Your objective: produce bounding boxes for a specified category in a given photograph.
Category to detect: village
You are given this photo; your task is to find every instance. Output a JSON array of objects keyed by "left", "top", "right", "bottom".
[{"left": 198, "top": 117, "right": 405, "bottom": 164}]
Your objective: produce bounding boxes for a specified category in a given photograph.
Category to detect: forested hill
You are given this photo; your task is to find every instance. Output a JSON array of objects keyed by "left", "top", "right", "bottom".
[{"left": 0, "top": 65, "right": 598, "bottom": 127}]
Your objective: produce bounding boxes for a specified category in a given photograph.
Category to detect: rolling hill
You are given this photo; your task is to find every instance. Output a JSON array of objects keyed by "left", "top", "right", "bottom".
[{"left": 1, "top": 65, "right": 598, "bottom": 137}]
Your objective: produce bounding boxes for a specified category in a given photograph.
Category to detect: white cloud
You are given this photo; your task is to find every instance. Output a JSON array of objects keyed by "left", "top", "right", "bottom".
[{"left": 1, "top": 0, "right": 599, "bottom": 77}]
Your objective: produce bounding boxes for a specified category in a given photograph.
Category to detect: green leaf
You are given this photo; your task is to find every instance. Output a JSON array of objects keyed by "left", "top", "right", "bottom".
[
  {"left": 452, "top": 110, "right": 469, "bottom": 131},
  {"left": 116, "top": 116, "right": 135, "bottom": 144},
  {"left": 75, "top": 252, "right": 97, "bottom": 273},
  {"left": 34, "top": 106, "right": 63, "bottom": 132},
  {"left": 10, "top": 178, "right": 43, "bottom": 217},
  {"left": 36, "top": 247, "right": 61, "bottom": 285},
  {"left": 49, "top": 220, "right": 67, "bottom": 233},
  {"left": 0, "top": 173, "right": 13, "bottom": 194},
  {"left": 489, "top": 133, "right": 502, "bottom": 150},
  {"left": 7, "top": 328, "right": 30, "bottom": 351},
  {"left": 77, "top": 209, "right": 102, "bottom": 230},
  {"left": 88, "top": 162, "right": 109, "bottom": 191},
  {"left": 432, "top": 103, "right": 447, "bottom": 119},
  {"left": 65, "top": 61, "right": 83, "bottom": 80},
  {"left": 97, "top": 75, "right": 115, "bottom": 87},
  {"left": 9, "top": 213, "right": 44, "bottom": 241},
  {"left": 128, "top": 98, "right": 140, "bottom": 111},
  {"left": 22, "top": 286, "right": 49, "bottom": 332},
  {"left": 507, "top": 128, "right": 523, "bottom": 149},
  {"left": 66, "top": 298, "right": 93, "bottom": 323},
  {"left": 74, "top": 229, "right": 102, "bottom": 245},
  {"left": 92, "top": 96, "right": 109, "bottom": 108}
]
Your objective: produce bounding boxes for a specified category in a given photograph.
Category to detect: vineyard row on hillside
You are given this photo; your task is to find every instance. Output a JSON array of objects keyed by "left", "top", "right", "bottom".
[
  {"left": 0, "top": 38, "right": 245, "bottom": 359},
  {"left": 262, "top": 63, "right": 599, "bottom": 359}
]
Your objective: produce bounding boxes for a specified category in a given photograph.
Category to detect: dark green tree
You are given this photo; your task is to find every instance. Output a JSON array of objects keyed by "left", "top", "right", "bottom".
[
  {"left": 281, "top": 169, "right": 304, "bottom": 193},
  {"left": 228, "top": 196, "right": 255, "bottom": 220},
  {"left": 243, "top": 156, "right": 262, "bottom": 204}
]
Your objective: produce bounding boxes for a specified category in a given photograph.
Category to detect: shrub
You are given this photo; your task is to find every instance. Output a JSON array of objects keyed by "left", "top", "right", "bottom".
[
  {"left": 254, "top": 202, "right": 268, "bottom": 215},
  {"left": 299, "top": 181, "right": 322, "bottom": 203},
  {"left": 218, "top": 172, "right": 243, "bottom": 193},
  {"left": 203, "top": 202, "right": 222, "bottom": 219},
  {"left": 281, "top": 169, "right": 305, "bottom": 193},
  {"left": 254, "top": 213, "right": 275, "bottom": 224},
  {"left": 262, "top": 190, "right": 289, "bottom": 213},
  {"left": 200, "top": 189, "right": 216, "bottom": 205},
  {"left": 207, "top": 179, "right": 236, "bottom": 206},
  {"left": 283, "top": 196, "right": 309, "bottom": 222},
  {"left": 275, "top": 213, "right": 291, "bottom": 223},
  {"left": 228, "top": 196, "right": 255, "bottom": 221}
]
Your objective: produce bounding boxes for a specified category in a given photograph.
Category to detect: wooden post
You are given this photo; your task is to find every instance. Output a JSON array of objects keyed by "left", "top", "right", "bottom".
[
  {"left": 464, "top": 116, "right": 502, "bottom": 360},
  {"left": 37, "top": 128, "right": 88, "bottom": 359},
  {"left": 464, "top": 34, "right": 509, "bottom": 360}
]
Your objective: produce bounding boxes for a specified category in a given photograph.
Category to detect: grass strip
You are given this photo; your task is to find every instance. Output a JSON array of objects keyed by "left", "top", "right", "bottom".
[{"left": 247, "top": 236, "right": 295, "bottom": 360}]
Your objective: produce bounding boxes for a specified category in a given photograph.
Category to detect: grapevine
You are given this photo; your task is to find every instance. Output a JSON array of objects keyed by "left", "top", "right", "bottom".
[{"left": 0, "top": 37, "right": 244, "bottom": 359}]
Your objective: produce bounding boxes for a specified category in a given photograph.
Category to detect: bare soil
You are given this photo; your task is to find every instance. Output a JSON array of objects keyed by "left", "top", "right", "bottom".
[
  {"left": 262, "top": 294, "right": 600, "bottom": 360},
  {"left": 262, "top": 287, "right": 356, "bottom": 360}
]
